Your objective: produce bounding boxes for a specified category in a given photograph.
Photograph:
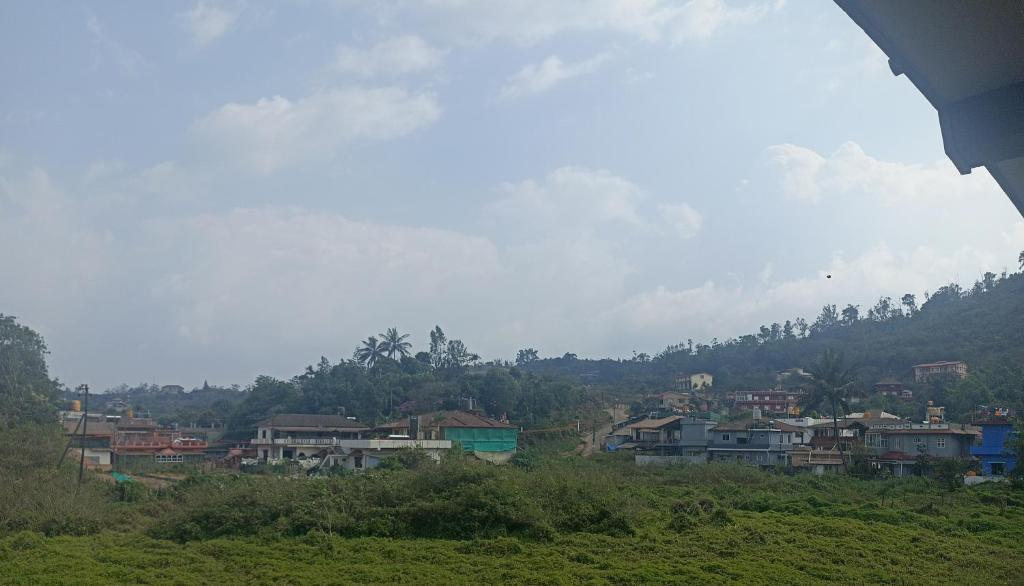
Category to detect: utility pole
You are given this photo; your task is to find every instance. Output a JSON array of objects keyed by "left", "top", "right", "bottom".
[{"left": 77, "top": 384, "right": 89, "bottom": 492}]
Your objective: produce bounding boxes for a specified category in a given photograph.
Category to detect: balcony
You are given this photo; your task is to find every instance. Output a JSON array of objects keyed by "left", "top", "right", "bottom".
[{"left": 251, "top": 437, "right": 452, "bottom": 450}]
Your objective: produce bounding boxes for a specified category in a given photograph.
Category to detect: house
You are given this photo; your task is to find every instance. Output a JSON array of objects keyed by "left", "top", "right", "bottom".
[
  {"left": 625, "top": 416, "right": 683, "bottom": 447},
  {"left": 658, "top": 391, "right": 691, "bottom": 411},
  {"left": 634, "top": 417, "right": 716, "bottom": 465},
  {"left": 790, "top": 445, "right": 845, "bottom": 475},
  {"left": 732, "top": 390, "right": 803, "bottom": 416},
  {"left": 679, "top": 372, "right": 713, "bottom": 391},
  {"left": 707, "top": 419, "right": 809, "bottom": 467},
  {"left": 971, "top": 418, "right": 1017, "bottom": 477},
  {"left": 62, "top": 418, "right": 115, "bottom": 468},
  {"left": 111, "top": 418, "right": 208, "bottom": 465},
  {"left": 874, "top": 378, "right": 903, "bottom": 397},
  {"left": 913, "top": 360, "right": 967, "bottom": 383},
  {"left": 374, "top": 411, "right": 517, "bottom": 463},
  {"left": 254, "top": 414, "right": 368, "bottom": 461},
  {"left": 863, "top": 423, "right": 978, "bottom": 476},
  {"left": 254, "top": 413, "right": 452, "bottom": 470}
]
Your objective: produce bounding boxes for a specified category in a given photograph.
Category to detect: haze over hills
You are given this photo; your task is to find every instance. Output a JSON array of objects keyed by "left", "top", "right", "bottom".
[{"left": 525, "top": 270, "right": 1024, "bottom": 418}]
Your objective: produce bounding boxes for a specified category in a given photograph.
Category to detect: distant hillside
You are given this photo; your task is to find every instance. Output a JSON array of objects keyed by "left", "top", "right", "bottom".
[{"left": 526, "top": 272, "right": 1024, "bottom": 418}]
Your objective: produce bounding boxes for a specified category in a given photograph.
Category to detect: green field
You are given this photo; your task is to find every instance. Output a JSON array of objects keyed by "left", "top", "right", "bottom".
[{"left": 3, "top": 433, "right": 1024, "bottom": 585}]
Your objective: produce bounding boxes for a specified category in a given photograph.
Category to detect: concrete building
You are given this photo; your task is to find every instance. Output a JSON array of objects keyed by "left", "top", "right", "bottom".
[
  {"left": 863, "top": 423, "right": 978, "bottom": 476},
  {"left": 253, "top": 413, "right": 452, "bottom": 470},
  {"left": 707, "top": 419, "right": 809, "bottom": 467},
  {"left": 679, "top": 372, "right": 713, "bottom": 391},
  {"left": 971, "top": 418, "right": 1017, "bottom": 477},
  {"left": 732, "top": 390, "right": 803, "bottom": 416},
  {"left": 635, "top": 417, "right": 718, "bottom": 465},
  {"left": 112, "top": 418, "right": 208, "bottom": 465},
  {"left": 913, "top": 361, "right": 967, "bottom": 383},
  {"left": 375, "top": 411, "right": 518, "bottom": 463}
]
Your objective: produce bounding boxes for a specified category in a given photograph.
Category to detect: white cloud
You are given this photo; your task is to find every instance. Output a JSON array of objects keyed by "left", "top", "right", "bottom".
[
  {"left": 601, "top": 242, "right": 1004, "bottom": 345},
  {"left": 486, "top": 166, "right": 645, "bottom": 231},
  {"left": 399, "top": 0, "right": 783, "bottom": 45},
  {"left": 486, "top": 166, "right": 703, "bottom": 243},
  {"left": 334, "top": 35, "right": 445, "bottom": 77},
  {"left": 149, "top": 207, "right": 501, "bottom": 349},
  {"left": 499, "top": 53, "right": 610, "bottom": 99},
  {"left": 658, "top": 202, "right": 703, "bottom": 238},
  {"left": 184, "top": 1, "right": 239, "bottom": 47},
  {"left": 765, "top": 141, "right": 1001, "bottom": 205},
  {"left": 192, "top": 87, "right": 441, "bottom": 173}
]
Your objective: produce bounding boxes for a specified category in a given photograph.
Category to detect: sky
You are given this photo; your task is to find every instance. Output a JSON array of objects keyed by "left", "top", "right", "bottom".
[{"left": 2, "top": 1, "right": 1023, "bottom": 392}]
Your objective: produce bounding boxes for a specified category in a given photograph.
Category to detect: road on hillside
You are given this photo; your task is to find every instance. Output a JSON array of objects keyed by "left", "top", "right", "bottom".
[{"left": 579, "top": 406, "right": 623, "bottom": 457}]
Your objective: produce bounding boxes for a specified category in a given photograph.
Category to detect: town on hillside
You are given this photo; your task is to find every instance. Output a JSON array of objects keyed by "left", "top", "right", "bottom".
[{"left": 58, "top": 357, "right": 1017, "bottom": 483}]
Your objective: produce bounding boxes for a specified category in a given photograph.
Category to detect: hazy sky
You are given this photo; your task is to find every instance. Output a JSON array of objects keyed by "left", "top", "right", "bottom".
[{"left": 2, "top": 1, "right": 1022, "bottom": 391}]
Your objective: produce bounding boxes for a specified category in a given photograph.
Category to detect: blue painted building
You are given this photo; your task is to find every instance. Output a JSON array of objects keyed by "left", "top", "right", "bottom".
[{"left": 971, "top": 419, "right": 1017, "bottom": 476}]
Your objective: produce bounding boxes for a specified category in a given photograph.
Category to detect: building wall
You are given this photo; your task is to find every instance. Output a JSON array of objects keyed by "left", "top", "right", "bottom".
[{"left": 442, "top": 427, "right": 518, "bottom": 453}]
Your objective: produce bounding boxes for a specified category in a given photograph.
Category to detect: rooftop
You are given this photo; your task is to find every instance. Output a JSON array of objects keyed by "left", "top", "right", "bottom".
[
  {"left": 377, "top": 410, "right": 515, "bottom": 430},
  {"left": 912, "top": 361, "right": 965, "bottom": 369},
  {"left": 258, "top": 414, "right": 369, "bottom": 429},
  {"left": 712, "top": 419, "right": 804, "bottom": 433},
  {"left": 626, "top": 415, "right": 683, "bottom": 430}
]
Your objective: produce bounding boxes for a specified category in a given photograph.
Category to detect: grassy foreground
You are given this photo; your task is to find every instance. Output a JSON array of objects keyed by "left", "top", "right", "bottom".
[
  {"left": 2, "top": 508, "right": 1020, "bottom": 585},
  {"left": 2, "top": 428, "right": 1023, "bottom": 585}
]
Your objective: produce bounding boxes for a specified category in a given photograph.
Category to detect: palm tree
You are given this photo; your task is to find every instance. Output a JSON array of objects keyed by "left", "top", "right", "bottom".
[
  {"left": 353, "top": 336, "right": 386, "bottom": 369},
  {"left": 801, "top": 349, "right": 859, "bottom": 473},
  {"left": 379, "top": 327, "right": 412, "bottom": 360}
]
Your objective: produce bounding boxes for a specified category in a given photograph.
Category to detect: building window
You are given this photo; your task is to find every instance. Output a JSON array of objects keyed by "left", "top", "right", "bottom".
[
  {"left": 721, "top": 434, "right": 730, "bottom": 441},
  {"left": 261, "top": 429, "right": 267, "bottom": 439},
  {"left": 155, "top": 454, "right": 183, "bottom": 463},
  {"left": 354, "top": 455, "right": 364, "bottom": 469},
  {"left": 936, "top": 437, "right": 946, "bottom": 449},
  {"left": 892, "top": 437, "right": 901, "bottom": 450}
]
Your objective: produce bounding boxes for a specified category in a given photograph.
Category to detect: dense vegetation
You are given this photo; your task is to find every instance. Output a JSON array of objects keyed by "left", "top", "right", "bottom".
[
  {"left": 527, "top": 271, "right": 1024, "bottom": 420},
  {"left": 0, "top": 314, "right": 62, "bottom": 427},
  {"left": 4, "top": 313, "right": 1024, "bottom": 584},
  {"left": 3, "top": 430, "right": 1024, "bottom": 584}
]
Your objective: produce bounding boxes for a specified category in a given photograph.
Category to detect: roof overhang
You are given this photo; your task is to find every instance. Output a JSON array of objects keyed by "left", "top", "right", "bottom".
[{"left": 835, "top": 1, "right": 1024, "bottom": 215}]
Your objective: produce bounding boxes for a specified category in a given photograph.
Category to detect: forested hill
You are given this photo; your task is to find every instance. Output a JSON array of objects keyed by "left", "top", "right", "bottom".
[{"left": 524, "top": 272, "right": 1024, "bottom": 411}]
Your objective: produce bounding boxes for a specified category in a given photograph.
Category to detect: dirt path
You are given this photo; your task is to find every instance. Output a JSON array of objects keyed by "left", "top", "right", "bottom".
[{"left": 579, "top": 407, "right": 620, "bottom": 457}]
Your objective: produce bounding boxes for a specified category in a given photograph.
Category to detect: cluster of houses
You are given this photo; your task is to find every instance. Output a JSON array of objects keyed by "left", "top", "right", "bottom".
[
  {"left": 614, "top": 402, "right": 1016, "bottom": 478},
  {"left": 62, "top": 403, "right": 520, "bottom": 472},
  {"left": 60, "top": 408, "right": 210, "bottom": 469},
  {"left": 252, "top": 410, "right": 519, "bottom": 471}
]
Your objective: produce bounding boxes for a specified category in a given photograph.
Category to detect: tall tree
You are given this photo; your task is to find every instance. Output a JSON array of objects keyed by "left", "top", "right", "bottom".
[
  {"left": 900, "top": 293, "right": 917, "bottom": 317},
  {"left": 802, "top": 349, "right": 859, "bottom": 473},
  {"left": 428, "top": 326, "right": 448, "bottom": 369},
  {"left": 841, "top": 304, "right": 859, "bottom": 324},
  {"left": 353, "top": 336, "right": 386, "bottom": 369},
  {"left": 516, "top": 348, "right": 540, "bottom": 366},
  {"left": 379, "top": 327, "right": 412, "bottom": 360},
  {"left": 0, "top": 315, "right": 61, "bottom": 426}
]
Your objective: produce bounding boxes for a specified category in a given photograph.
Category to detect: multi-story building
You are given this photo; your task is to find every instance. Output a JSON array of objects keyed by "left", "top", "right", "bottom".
[
  {"left": 679, "top": 372, "right": 713, "bottom": 391},
  {"left": 971, "top": 418, "right": 1017, "bottom": 477},
  {"left": 732, "top": 390, "right": 803, "bottom": 416},
  {"left": 863, "top": 422, "right": 978, "bottom": 476},
  {"left": 254, "top": 413, "right": 453, "bottom": 470},
  {"left": 111, "top": 417, "right": 208, "bottom": 465},
  {"left": 913, "top": 360, "right": 967, "bottom": 383},
  {"left": 706, "top": 419, "right": 809, "bottom": 467}
]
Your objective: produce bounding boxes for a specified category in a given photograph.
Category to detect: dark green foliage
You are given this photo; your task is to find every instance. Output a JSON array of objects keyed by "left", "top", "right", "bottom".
[
  {"left": 0, "top": 314, "right": 61, "bottom": 426},
  {"left": 526, "top": 273, "right": 1024, "bottom": 420}
]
